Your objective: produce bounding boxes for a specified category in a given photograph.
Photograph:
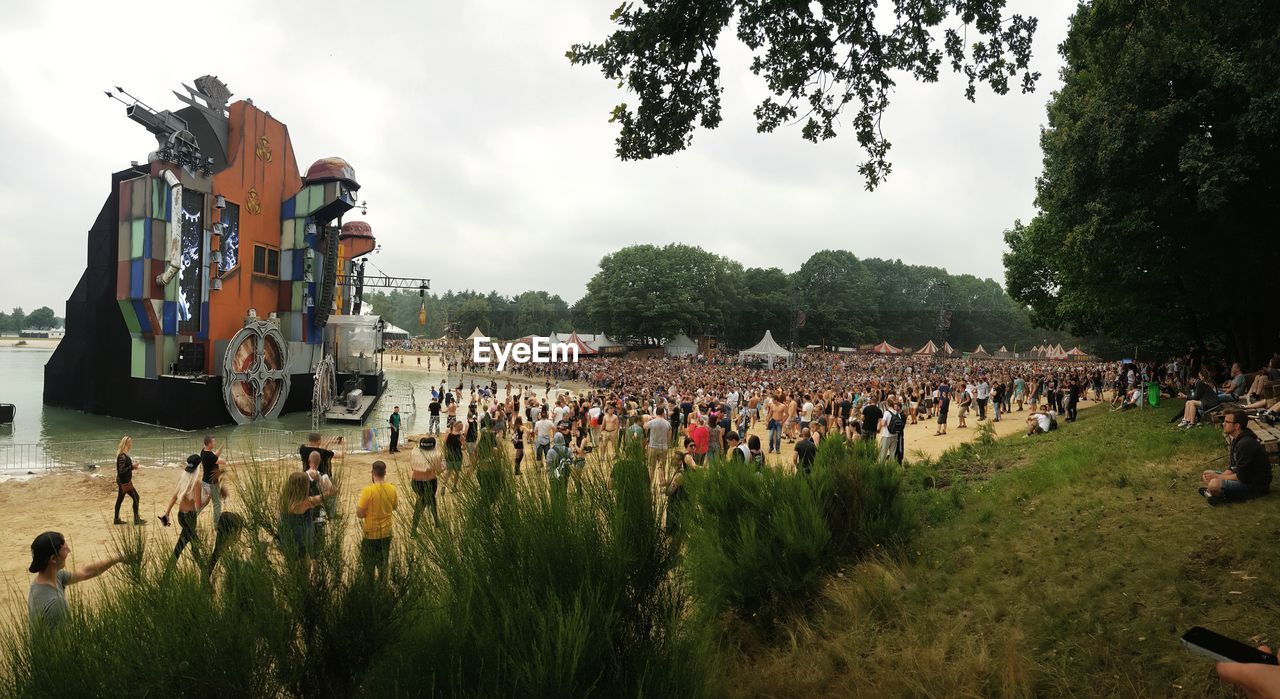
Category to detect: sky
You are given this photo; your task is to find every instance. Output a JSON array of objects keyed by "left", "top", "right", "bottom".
[{"left": 0, "top": 0, "right": 1077, "bottom": 314}]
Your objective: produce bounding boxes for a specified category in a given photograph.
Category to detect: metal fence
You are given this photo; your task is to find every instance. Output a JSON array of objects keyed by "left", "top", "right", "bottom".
[{"left": 0, "top": 425, "right": 398, "bottom": 476}]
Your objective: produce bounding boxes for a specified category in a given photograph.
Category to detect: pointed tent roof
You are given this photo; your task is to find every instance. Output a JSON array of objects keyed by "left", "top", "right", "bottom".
[
  {"left": 740, "top": 330, "right": 793, "bottom": 358},
  {"left": 998, "top": 345, "right": 1008, "bottom": 353},
  {"left": 940, "top": 341, "right": 958, "bottom": 356},
  {"left": 564, "top": 332, "right": 598, "bottom": 356},
  {"left": 915, "top": 340, "right": 939, "bottom": 355},
  {"left": 1067, "top": 346, "right": 1088, "bottom": 356},
  {"left": 591, "top": 332, "right": 623, "bottom": 348},
  {"left": 970, "top": 344, "right": 990, "bottom": 357},
  {"left": 664, "top": 333, "right": 697, "bottom": 356},
  {"left": 870, "top": 341, "right": 903, "bottom": 354},
  {"left": 466, "top": 326, "right": 487, "bottom": 340}
]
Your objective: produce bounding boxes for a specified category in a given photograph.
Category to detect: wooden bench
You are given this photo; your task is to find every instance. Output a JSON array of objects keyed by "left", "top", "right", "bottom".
[{"left": 1252, "top": 421, "right": 1280, "bottom": 461}]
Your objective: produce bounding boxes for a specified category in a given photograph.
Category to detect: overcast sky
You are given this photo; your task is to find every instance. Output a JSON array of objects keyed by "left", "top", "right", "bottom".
[{"left": 0, "top": 0, "right": 1076, "bottom": 314}]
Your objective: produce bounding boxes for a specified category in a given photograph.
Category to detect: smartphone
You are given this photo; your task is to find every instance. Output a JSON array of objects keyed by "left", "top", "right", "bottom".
[{"left": 1182, "top": 626, "right": 1279, "bottom": 665}]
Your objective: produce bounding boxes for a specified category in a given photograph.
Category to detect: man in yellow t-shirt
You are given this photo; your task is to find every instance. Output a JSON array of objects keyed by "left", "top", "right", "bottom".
[{"left": 356, "top": 460, "right": 397, "bottom": 578}]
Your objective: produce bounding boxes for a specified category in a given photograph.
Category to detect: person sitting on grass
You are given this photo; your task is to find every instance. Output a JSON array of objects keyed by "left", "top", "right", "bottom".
[
  {"left": 1025, "top": 405, "right": 1057, "bottom": 436},
  {"left": 1200, "top": 408, "right": 1273, "bottom": 504},
  {"left": 1179, "top": 369, "right": 1222, "bottom": 427}
]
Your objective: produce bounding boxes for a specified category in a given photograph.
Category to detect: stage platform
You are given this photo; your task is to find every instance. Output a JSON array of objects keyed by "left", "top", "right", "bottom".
[{"left": 324, "top": 395, "right": 379, "bottom": 424}]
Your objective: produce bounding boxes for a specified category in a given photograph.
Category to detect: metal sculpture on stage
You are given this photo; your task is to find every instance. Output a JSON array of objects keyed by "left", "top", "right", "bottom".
[{"left": 222, "top": 317, "right": 290, "bottom": 424}]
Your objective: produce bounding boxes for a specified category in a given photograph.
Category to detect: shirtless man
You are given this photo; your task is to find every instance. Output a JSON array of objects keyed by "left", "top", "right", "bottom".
[
  {"left": 768, "top": 395, "right": 788, "bottom": 454},
  {"left": 601, "top": 406, "right": 620, "bottom": 458},
  {"left": 785, "top": 394, "right": 800, "bottom": 442}
]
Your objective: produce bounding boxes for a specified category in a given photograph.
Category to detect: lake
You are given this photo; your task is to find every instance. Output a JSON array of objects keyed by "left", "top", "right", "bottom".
[{"left": 0, "top": 346, "right": 526, "bottom": 474}]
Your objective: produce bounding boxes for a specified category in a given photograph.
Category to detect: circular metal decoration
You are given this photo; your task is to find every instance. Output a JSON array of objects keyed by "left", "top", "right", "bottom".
[{"left": 222, "top": 318, "right": 290, "bottom": 424}]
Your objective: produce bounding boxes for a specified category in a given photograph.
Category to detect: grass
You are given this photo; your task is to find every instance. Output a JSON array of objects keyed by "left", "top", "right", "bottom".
[{"left": 721, "top": 404, "right": 1280, "bottom": 697}]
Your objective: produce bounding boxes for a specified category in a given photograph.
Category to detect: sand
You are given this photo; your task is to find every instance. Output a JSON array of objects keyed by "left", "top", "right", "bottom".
[{"left": 0, "top": 362, "right": 1109, "bottom": 615}]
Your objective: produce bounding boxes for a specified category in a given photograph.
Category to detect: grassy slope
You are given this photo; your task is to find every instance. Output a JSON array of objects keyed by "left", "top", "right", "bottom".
[{"left": 727, "top": 404, "right": 1280, "bottom": 698}]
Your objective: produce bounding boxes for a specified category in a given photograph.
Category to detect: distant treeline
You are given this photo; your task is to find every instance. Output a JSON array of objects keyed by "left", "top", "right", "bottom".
[{"left": 368, "top": 245, "right": 1092, "bottom": 353}]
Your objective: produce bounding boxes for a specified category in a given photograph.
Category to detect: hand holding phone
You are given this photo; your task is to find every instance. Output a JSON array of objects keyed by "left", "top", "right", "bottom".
[{"left": 1183, "top": 626, "right": 1279, "bottom": 665}]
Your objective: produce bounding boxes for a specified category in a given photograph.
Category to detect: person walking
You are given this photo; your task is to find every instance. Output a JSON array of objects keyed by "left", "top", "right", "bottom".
[
  {"left": 388, "top": 406, "right": 402, "bottom": 453},
  {"left": 410, "top": 437, "right": 442, "bottom": 531},
  {"left": 163, "top": 455, "right": 207, "bottom": 564},
  {"left": 428, "top": 396, "right": 441, "bottom": 434},
  {"left": 357, "top": 461, "right": 398, "bottom": 579},
  {"left": 113, "top": 436, "right": 145, "bottom": 525},
  {"left": 27, "top": 532, "right": 124, "bottom": 632},
  {"left": 199, "top": 435, "right": 223, "bottom": 526}
]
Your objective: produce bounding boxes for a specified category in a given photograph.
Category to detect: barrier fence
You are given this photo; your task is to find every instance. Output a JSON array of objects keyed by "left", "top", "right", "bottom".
[{"left": 0, "top": 426, "right": 402, "bottom": 476}]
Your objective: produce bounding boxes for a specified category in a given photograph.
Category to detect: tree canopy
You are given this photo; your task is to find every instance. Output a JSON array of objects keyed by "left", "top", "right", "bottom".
[
  {"left": 1003, "top": 0, "right": 1280, "bottom": 365},
  {"left": 578, "top": 244, "right": 1077, "bottom": 352},
  {"left": 568, "top": 0, "right": 1040, "bottom": 189}
]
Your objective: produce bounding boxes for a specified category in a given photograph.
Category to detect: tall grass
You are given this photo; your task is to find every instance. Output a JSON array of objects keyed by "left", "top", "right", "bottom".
[{"left": 1, "top": 442, "right": 715, "bottom": 697}]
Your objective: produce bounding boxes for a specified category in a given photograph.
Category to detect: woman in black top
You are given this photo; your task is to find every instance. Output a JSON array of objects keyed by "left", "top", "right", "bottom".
[
  {"left": 465, "top": 406, "right": 479, "bottom": 456},
  {"left": 114, "top": 436, "right": 144, "bottom": 525},
  {"left": 512, "top": 417, "right": 525, "bottom": 475}
]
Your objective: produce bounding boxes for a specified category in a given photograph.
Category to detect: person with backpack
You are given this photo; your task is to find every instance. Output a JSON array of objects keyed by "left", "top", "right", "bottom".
[{"left": 878, "top": 398, "right": 903, "bottom": 463}]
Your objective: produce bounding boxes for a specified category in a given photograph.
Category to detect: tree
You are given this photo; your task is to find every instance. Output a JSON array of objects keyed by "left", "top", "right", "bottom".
[
  {"left": 581, "top": 244, "right": 743, "bottom": 345},
  {"left": 8, "top": 307, "right": 24, "bottom": 335},
  {"left": 1003, "top": 0, "right": 1280, "bottom": 366},
  {"left": 732, "top": 267, "right": 793, "bottom": 348},
  {"left": 455, "top": 297, "right": 492, "bottom": 337},
  {"left": 791, "top": 250, "right": 876, "bottom": 348},
  {"left": 568, "top": 0, "right": 1039, "bottom": 189},
  {"left": 26, "top": 306, "right": 57, "bottom": 330}
]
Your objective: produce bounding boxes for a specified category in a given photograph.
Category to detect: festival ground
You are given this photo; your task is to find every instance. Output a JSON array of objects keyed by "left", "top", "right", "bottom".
[{"left": 0, "top": 379, "right": 1109, "bottom": 611}]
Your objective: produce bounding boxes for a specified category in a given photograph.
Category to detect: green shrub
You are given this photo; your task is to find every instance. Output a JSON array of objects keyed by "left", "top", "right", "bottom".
[{"left": 681, "top": 462, "right": 830, "bottom": 630}]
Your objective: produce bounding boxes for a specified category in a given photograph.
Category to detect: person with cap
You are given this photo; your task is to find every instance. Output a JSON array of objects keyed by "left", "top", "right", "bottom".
[
  {"left": 162, "top": 454, "right": 207, "bottom": 564},
  {"left": 28, "top": 531, "right": 124, "bottom": 632},
  {"left": 411, "top": 436, "right": 442, "bottom": 531}
]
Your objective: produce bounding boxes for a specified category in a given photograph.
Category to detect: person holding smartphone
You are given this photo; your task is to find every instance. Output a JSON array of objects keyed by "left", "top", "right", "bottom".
[{"left": 1219, "top": 649, "right": 1280, "bottom": 697}]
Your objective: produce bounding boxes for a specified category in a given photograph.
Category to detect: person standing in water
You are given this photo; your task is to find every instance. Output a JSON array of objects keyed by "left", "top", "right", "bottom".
[{"left": 113, "top": 436, "right": 145, "bottom": 525}]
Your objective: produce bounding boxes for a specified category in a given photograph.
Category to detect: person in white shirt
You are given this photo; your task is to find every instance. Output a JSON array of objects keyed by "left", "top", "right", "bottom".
[
  {"left": 534, "top": 411, "right": 556, "bottom": 463},
  {"left": 1026, "top": 407, "right": 1056, "bottom": 435},
  {"left": 976, "top": 380, "right": 991, "bottom": 420}
]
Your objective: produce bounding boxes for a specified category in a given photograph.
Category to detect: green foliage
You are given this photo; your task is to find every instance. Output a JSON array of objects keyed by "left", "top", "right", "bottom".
[
  {"left": 792, "top": 250, "right": 877, "bottom": 346},
  {"left": 581, "top": 243, "right": 745, "bottom": 346},
  {"left": 24, "top": 306, "right": 57, "bottom": 330},
  {"left": 1004, "top": 0, "right": 1280, "bottom": 365},
  {"left": 365, "top": 288, "right": 573, "bottom": 340},
  {"left": 682, "top": 463, "right": 830, "bottom": 630},
  {"left": 567, "top": 0, "right": 1039, "bottom": 189},
  {"left": 682, "top": 439, "right": 916, "bottom": 632},
  {"left": 577, "top": 245, "right": 1083, "bottom": 352}
]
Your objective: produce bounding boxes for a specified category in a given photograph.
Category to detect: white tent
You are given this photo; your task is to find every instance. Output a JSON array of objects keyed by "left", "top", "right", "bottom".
[
  {"left": 466, "top": 327, "right": 487, "bottom": 340},
  {"left": 664, "top": 333, "right": 698, "bottom": 357},
  {"left": 382, "top": 322, "right": 410, "bottom": 341},
  {"left": 739, "top": 330, "right": 792, "bottom": 367}
]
